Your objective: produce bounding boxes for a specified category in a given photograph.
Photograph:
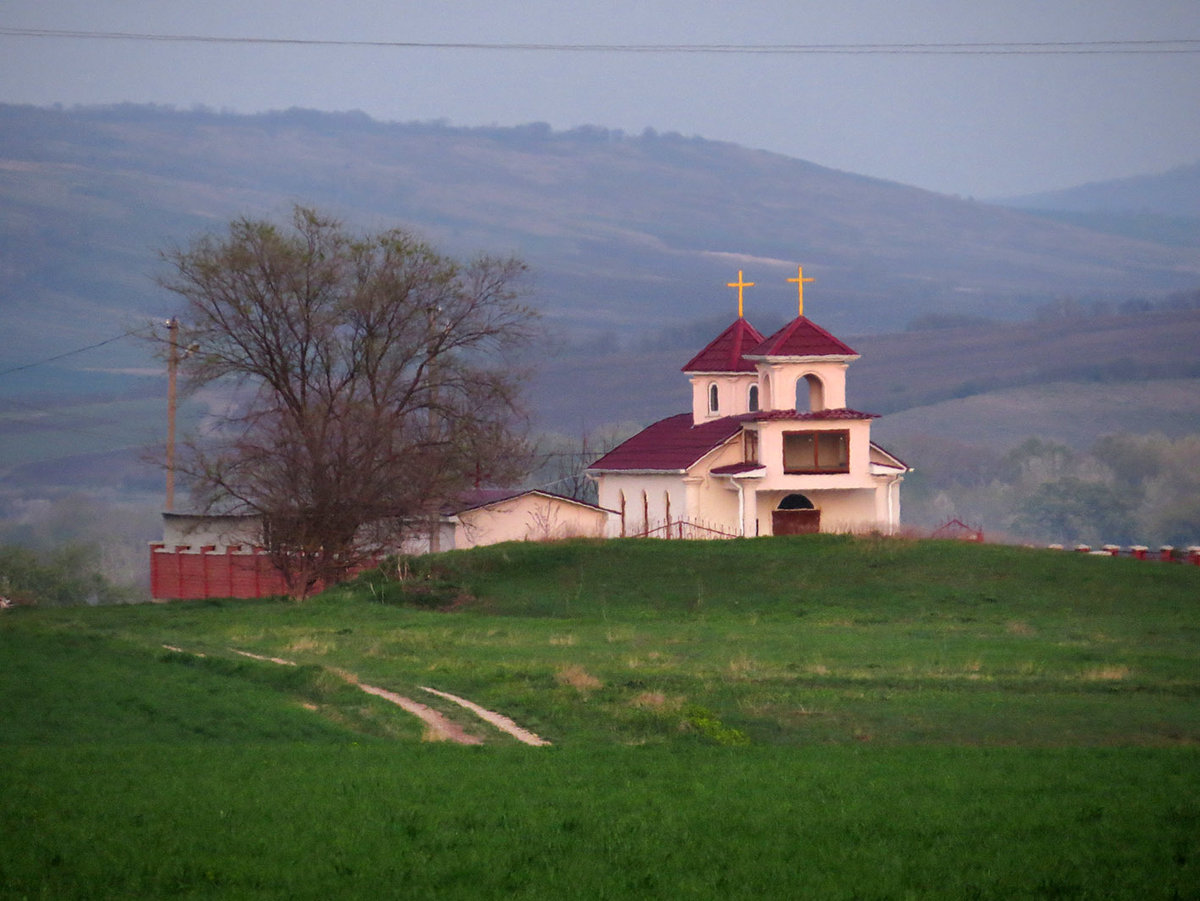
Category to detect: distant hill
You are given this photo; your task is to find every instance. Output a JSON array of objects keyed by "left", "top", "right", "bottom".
[
  {"left": 995, "top": 161, "right": 1200, "bottom": 248},
  {"left": 2, "top": 103, "right": 1199, "bottom": 377},
  {"left": 530, "top": 309, "right": 1200, "bottom": 436},
  {"left": 998, "top": 160, "right": 1200, "bottom": 216}
]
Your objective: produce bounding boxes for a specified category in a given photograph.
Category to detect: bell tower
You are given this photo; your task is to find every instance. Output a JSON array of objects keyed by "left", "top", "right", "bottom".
[{"left": 742, "top": 266, "right": 859, "bottom": 412}]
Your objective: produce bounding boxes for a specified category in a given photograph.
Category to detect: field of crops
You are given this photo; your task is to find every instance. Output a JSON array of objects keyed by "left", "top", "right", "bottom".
[{"left": 3, "top": 535, "right": 1198, "bottom": 898}]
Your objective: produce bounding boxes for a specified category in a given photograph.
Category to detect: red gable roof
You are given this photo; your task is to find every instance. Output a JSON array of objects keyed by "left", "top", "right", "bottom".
[
  {"left": 588, "top": 413, "right": 743, "bottom": 472},
  {"left": 681, "top": 318, "right": 766, "bottom": 373},
  {"left": 746, "top": 316, "right": 857, "bottom": 358}
]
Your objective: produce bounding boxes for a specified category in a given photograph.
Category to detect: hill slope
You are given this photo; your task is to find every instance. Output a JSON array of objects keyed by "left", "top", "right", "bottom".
[
  {"left": 531, "top": 309, "right": 1200, "bottom": 435},
  {"left": 2, "top": 102, "right": 1199, "bottom": 375},
  {"left": 999, "top": 160, "right": 1200, "bottom": 216}
]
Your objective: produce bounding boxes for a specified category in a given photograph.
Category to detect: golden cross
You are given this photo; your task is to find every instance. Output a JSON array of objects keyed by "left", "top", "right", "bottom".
[
  {"left": 787, "top": 265, "right": 815, "bottom": 316},
  {"left": 727, "top": 270, "right": 755, "bottom": 318}
]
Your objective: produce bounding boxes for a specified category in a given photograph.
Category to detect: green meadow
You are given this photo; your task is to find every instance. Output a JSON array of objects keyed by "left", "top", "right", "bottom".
[{"left": 3, "top": 536, "right": 1199, "bottom": 899}]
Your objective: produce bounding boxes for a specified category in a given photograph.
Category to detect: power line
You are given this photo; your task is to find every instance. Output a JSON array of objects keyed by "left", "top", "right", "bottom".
[
  {"left": 0, "top": 332, "right": 136, "bottom": 379},
  {"left": 1, "top": 28, "right": 1198, "bottom": 55}
]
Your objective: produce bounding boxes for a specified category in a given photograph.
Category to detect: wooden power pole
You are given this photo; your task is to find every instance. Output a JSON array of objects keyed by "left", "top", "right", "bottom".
[{"left": 166, "top": 317, "right": 178, "bottom": 512}]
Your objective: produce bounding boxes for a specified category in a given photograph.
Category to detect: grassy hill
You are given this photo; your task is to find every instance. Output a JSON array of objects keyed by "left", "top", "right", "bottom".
[{"left": 3, "top": 538, "right": 1198, "bottom": 898}]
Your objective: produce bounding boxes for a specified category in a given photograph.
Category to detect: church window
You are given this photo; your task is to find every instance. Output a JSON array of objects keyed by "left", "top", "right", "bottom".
[
  {"left": 748, "top": 384, "right": 759, "bottom": 412},
  {"left": 708, "top": 383, "right": 719, "bottom": 414},
  {"left": 783, "top": 430, "right": 849, "bottom": 474}
]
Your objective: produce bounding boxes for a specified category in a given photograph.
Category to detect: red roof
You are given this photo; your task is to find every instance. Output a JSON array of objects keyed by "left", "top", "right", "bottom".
[
  {"left": 681, "top": 318, "right": 767, "bottom": 373},
  {"left": 746, "top": 316, "right": 857, "bottom": 358},
  {"left": 709, "top": 462, "right": 767, "bottom": 475},
  {"left": 587, "top": 413, "right": 743, "bottom": 472}
]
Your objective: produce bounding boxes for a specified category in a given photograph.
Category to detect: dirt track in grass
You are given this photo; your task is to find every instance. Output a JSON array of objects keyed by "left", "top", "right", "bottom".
[{"left": 192, "top": 646, "right": 549, "bottom": 746}]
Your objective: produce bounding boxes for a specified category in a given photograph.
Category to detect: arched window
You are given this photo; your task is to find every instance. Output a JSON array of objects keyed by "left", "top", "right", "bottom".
[
  {"left": 778, "top": 493, "right": 816, "bottom": 510},
  {"left": 708, "top": 383, "right": 719, "bottom": 414},
  {"left": 748, "top": 384, "right": 759, "bottom": 413},
  {"left": 796, "top": 374, "right": 825, "bottom": 412},
  {"left": 762, "top": 374, "right": 772, "bottom": 411}
]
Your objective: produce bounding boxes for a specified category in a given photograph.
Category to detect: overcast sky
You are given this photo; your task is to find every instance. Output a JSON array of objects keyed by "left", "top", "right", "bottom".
[{"left": 1, "top": 1, "right": 1197, "bottom": 198}]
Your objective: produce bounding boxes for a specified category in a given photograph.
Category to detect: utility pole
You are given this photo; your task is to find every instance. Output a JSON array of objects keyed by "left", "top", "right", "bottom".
[{"left": 166, "top": 317, "right": 178, "bottom": 512}]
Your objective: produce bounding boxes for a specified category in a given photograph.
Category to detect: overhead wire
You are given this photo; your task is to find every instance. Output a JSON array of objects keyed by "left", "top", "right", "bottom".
[
  {"left": 0, "top": 331, "right": 137, "bottom": 379},
  {"left": 0, "top": 330, "right": 157, "bottom": 444},
  {"left": 1, "top": 28, "right": 1198, "bottom": 55}
]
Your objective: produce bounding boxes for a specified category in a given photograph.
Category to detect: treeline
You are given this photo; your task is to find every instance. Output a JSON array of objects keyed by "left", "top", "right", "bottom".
[
  {"left": 0, "top": 494, "right": 155, "bottom": 606},
  {"left": 901, "top": 432, "right": 1200, "bottom": 547},
  {"left": 1034, "top": 287, "right": 1200, "bottom": 321},
  {"left": 0, "top": 544, "right": 139, "bottom": 607}
]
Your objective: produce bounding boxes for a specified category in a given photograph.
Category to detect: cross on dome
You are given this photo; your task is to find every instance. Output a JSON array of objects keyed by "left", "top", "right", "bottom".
[{"left": 726, "top": 270, "right": 755, "bottom": 318}]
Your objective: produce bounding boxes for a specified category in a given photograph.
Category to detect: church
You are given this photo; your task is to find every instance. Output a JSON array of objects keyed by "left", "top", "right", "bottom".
[{"left": 587, "top": 268, "right": 908, "bottom": 539}]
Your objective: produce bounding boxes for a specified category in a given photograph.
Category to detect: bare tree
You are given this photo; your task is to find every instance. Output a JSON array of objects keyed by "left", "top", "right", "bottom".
[{"left": 155, "top": 206, "right": 539, "bottom": 597}]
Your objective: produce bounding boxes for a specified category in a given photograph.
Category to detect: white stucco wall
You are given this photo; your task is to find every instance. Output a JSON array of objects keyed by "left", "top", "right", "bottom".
[
  {"left": 455, "top": 495, "right": 612, "bottom": 548},
  {"left": 752, "top": 359, "right": 852, "bottom": 412},
  {"left": 689, "top": 372, "right": 758, "bottom": 422},
  {"left": 748, "top": 487, "right": 882, "bottom": 535},
  {"left": 596, "top": 473, "right": 698, "bottom": 537},
  {"left": 162, "top": 513, "right": 262, "bottom": 548}
]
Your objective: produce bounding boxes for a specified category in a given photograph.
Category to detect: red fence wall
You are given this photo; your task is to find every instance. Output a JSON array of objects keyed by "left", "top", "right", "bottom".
[{"left": 150, "top": 544, "right": 289, "bottom": 600}]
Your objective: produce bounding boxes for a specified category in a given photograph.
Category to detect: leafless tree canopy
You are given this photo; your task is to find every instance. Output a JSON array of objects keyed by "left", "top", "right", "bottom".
[{"left": 156, "top": 206, "right": 539, "bottom": 596}]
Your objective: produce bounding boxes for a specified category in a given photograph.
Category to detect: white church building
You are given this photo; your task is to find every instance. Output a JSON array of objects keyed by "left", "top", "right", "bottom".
[{"left": 587, "top": 269, "right": 908, "bottom": 539}]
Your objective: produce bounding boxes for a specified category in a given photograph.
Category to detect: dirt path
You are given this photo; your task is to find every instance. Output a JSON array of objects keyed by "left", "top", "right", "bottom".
[
  {"left": 228, "top": 649, "right": 482, "bottom": 744},
  {"left": 420, "top": 686, "right": 551, "bottom": 746},
  {"left": 230, "top": 648, "right": 296, "bottom": 666},
  {"left": 356, "top": 683, "right": 483, "bottom": 745},
  {"left": 169, "top": 645, "right": 546, "bottom": 746}
]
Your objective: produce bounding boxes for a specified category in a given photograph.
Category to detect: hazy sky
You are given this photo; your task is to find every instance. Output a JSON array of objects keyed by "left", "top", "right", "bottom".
[{"left": 2, "top": 1, "right": 1198, "bottom": 197}]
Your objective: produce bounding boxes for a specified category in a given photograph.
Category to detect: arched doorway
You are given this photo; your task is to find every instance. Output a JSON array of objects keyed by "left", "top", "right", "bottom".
[{"left": 772, "top": 493, "right": 820, "bottom": 535}]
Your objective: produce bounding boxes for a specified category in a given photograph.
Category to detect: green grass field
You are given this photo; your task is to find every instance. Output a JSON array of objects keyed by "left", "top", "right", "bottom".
[{"left": 3, "top": 536, "right": 1198, "bottom": 898}]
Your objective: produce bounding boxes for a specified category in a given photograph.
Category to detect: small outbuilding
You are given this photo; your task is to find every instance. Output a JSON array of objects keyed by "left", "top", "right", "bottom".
[{"left": 150, "top": 490, "right": 616, "bottom": 600}]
